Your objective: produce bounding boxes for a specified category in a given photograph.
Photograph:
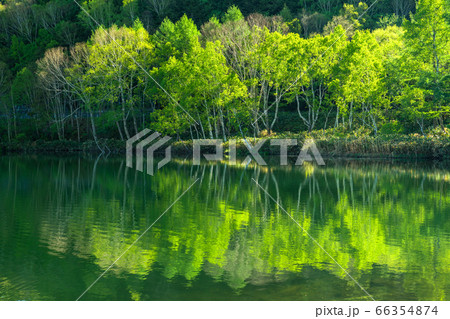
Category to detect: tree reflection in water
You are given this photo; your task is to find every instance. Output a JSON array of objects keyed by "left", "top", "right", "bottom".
[{"left": 0, "top": 156, "right": 449, "bottom": 300}]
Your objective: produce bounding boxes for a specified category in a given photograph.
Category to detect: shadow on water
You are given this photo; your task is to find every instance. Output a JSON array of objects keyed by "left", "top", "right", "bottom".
[{"left": 0, "top": 155, "right": 449, "bottom": 300}]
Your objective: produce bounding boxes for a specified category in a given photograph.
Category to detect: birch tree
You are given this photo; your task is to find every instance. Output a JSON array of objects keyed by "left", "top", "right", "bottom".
[
  {"left": 88, "top": 22, "right": 153, "bottom": 139},
  {"left": 145, "top": 0, "right": 171, "bottom": 19},
  {"left": 333, "top": 30, "right": 388, "bottom": 134},
  {"left": 291, "top": 27, "right": 347, "bottom": 132},
  {"left": 155, "top": 41, "right": 247, "bottom": 139}
]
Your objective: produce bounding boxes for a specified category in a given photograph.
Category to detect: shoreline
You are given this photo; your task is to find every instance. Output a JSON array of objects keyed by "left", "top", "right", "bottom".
[{"left": 2, "top": 134, "right": 450, "bottom": 159}]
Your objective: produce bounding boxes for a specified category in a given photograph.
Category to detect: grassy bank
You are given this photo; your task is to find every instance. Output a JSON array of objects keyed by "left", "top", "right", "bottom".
[{"left": 2, "top": 132, "right": 450, "bottom": 159}]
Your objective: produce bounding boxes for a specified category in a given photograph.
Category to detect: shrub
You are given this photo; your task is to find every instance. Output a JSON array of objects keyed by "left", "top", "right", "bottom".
[{"left": 380, "top": 120, "right": 404, "bottom": 135}]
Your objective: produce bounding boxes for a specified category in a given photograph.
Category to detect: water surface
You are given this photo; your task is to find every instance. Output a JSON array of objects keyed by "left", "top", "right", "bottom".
[{"left": 0, "top": 156, "right": 449, "bottom": 300}]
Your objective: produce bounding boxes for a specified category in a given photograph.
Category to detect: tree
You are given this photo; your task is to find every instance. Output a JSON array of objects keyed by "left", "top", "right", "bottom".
[
  {"left": 200, "top": 7, "right": 268, "bottom": 135},
  {"left": 376, "top": 14, "right": 400, "bottom": 29},
  {"left": 222, "top": 5, "right": 244, "bottom": 23},
  {"left": 64, "top": 43, "right": 107, "bottom": 151},
  {"left": 290, "top": 26, "right": 347, "bottom": 132},
  {"left": 280, "top": 4, "right": 293, "bottom": 22},
  {"left": 403, "top": 0, "right": 450, "bottom": 130},
  {"left": 145, "top": 0, "right": 172, "bottom": 19},
  {"left": 9, "top": 35, "right": 38, "bottom": 73},
  {"left": 317, "top": 0, "right": 341, "bottom": 13},
  {"left": 37, "top": 47, "right": 77, "bottom": 141},
  {"left": 87, "top": 22, "right": 153, "bottom": 139},
  {"left": 55, "top": 20, "right": 82, "bottom": 46},
  {"left": 331, "top": 30, "right": 388, "bottom": 134},
  {"left": 279, "top": 4, "right": 302, "bottom": 34},
  {"left": 391, "top": 0, "right": 415, "bottom": 17},
  {"left": 154, "top": 41, "right": 247, "bottom": 139},
  {"left": 246, "top": 13, "right": 288, "bottom": 34},
  {"left": 78, "top": 0, "right": 118, "bottom": 30},
  {"left": 0, "top": 62, "right": 13, "bottom": 142},
  {"left": 3, "top": 0, "right": 36, "bottom": 42},
  {"left": 323, "top": 2, "right": 368, "bottom": 38},
  {"left": 11, "top": 67, "right": 36, "bottom": 108},
  {"left": 300, "top": 11, "right": 327, "bottom": 37},
  {"left": 122, "top": 0, "right": 139, "bottom": 25},
  {"left": 152, "top": 14, "right": 201, "bottom": 63},
  {"left": 35, "top": 0, "right": 75, "bottom": 31},
  {"left": 251, "top": 31, "right": 301, "bottom": 133},
  {"left": 397, "top": 86, "right": 432, "bottom": 134}
]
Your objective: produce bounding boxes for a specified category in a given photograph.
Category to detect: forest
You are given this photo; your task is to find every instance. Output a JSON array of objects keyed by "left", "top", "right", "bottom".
[{"left": 0, "top": 0, "right": 449, "bottom": 153}]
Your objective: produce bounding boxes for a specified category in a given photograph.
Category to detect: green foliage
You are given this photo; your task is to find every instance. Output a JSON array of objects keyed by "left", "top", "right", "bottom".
[
  {"left": 153, "top": 15, "right": 201, "bottom": 62},
  {"left": 323, "top": 2, "right": 368, "bottom": 37},
  {"left": 78, "top": 0, "right": 119, "bottom": 30},
  {"left": 9, "top": 35, "right": 38, "bottom": 73},
  {"left": 380, "top": 120, "right": 405, "bottom": 135},
  {"left": 11, "top": 67, "right": 35, "bottom": 105},
  {"left": 2, "top": 157, "right": 450, "bottom": 299},
  {"left": 222, "top": 5, "right": 244, "bottom": 23},
  {"left": 377, "top": 14, "right": 401, "bottom": 28},
  {"left": 153, "top": 40, "right": 248, "bottom": 137},
  {"left": 122, "top": 0, "right": 139, "bottom": 25},
  {"left": 279, "top": 4, "right": 293, "bottom": 22},
  {"left": 0, "top": 1, "right": 449, "bottom": 146},
  {"left": 402, "top": 0, "right": 450, "bottom": 131}
]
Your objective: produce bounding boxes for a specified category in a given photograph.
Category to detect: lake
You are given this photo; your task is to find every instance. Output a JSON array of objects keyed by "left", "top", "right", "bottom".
[{"left": 0, "top": 156, "right": 449, "bottom": 301}]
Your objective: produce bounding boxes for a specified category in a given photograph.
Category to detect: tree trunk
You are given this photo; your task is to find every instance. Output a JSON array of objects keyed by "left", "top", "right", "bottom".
[
  {"left": 89, "top": 109, "right": 103, "bottom": 153},
  {"left": 116, "top": 121, "right": 124, "bottom": 141}
]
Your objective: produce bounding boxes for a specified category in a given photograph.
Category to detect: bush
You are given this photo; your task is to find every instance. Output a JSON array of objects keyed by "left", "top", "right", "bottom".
[{"left": 380, "top": 120, "right": 404, "bottom": 135}]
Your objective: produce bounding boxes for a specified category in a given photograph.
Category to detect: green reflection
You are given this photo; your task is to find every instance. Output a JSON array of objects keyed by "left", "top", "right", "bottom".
[{"left": 0, "top": 156, "right": 449, "bottom": 301}]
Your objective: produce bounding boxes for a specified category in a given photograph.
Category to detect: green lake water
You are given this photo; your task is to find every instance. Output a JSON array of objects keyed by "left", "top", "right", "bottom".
[{"left": 0, "top": 156, "right": 449, "bottom": 301}]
